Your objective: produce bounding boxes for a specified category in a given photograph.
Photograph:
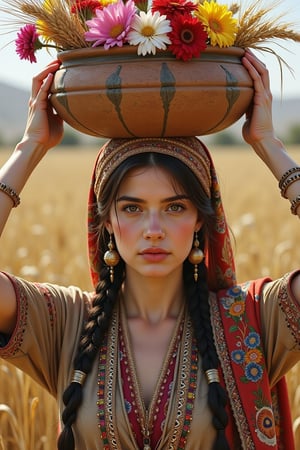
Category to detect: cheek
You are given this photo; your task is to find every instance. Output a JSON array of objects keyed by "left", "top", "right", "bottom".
[
  {"left": 111, "top": 220, "right": 137, "bottom": 246},
  {"left": 171, "top": 219, "right": 196, "bottom": 238},
  {"left": 174, "top": 225, "right": 195, "bottom": 248}
]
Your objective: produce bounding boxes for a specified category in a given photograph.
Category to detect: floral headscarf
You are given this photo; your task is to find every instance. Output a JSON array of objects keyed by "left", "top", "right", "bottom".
[{"left": 88, "top": 137, "right": 236, "bottom": 292}]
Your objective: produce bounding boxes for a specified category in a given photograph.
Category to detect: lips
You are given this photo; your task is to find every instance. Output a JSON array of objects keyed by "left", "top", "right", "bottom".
[
  {"left": 140, "top": 247, "right": 169, "bottom": 255},
  {"left": 139, "top": 247, "right": 170, "bottom": 262}
]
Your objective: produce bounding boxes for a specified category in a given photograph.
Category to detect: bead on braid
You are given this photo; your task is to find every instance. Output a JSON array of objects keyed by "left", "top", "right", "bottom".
[
  {"left": 57, "top": 261, "right": 125, "bottom": 450},
  {"left": 184, "top": 256, "right": 230, "bottom": 450}
]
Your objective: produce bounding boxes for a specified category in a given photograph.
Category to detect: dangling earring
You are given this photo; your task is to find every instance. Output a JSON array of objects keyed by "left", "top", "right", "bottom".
[
  {"left": 188, "top": 232, "right": 204, "bottom": 282},
  {"left": 104, "top": 234, "right": 120, "bottom": 283}
]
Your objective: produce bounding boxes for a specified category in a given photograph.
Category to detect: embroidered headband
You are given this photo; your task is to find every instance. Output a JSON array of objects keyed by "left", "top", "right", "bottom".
[
  {"left": 88, "top": 137, "right": 236, "bottom": 291},
  {"left": 94, "top": 137, "right": 212, "bottom": 199}
]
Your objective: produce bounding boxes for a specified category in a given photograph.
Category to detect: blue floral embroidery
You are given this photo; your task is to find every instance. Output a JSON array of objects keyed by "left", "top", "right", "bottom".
[
  {"left": 220, "top": 296, "right": 234, "bottom": 310},
  {"left": 124, "top": 399, "right": 132, "bottom": 413},
  {"left": 244, "top": 331, "right": 260, "bottom": 349},
  {"left": 220, "top": 282, "right": 276, "bottom": 446},
  {"left": 231, "top": 349, "right": 245, "bottom": 364},
  {"left": 245, "top": 362, "right": 263, "bottom": 382},
  {"left": 220, "top": 282, "right": 264, "bottom": 383}
]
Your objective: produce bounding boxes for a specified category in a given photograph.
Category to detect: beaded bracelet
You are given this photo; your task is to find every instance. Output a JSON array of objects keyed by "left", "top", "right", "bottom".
[
  {"left": 279, "top": 167, "right": 300, "bottom": 191},
  {"left": 290, "top": 194, "right": 300, "bottom": 215},
  {"left": 0, "top": 182, "right": 20, "bottom": 207},
  {"left": 280, "top": 172, "right": 300, "bottom": 198}
]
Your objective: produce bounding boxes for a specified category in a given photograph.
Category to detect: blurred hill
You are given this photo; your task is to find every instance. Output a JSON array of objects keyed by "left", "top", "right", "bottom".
[{"left": 0, "top": 80, "right": 299, "bottom": 145}]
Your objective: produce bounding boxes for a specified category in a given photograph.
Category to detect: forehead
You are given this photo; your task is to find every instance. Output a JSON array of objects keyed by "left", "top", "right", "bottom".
[{"left": 117, "top": 166, "right": 186, "bottom": 196}]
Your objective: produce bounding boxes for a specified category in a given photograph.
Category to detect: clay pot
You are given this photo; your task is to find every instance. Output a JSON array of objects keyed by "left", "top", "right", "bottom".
[{"left": 50, "top": 45, "right": 253, "bottom": 138}]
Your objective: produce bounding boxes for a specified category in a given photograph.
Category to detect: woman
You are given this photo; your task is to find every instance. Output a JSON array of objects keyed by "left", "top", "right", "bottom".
[{"left": 0, "top": 50, "right": 300, "bottom": 450}]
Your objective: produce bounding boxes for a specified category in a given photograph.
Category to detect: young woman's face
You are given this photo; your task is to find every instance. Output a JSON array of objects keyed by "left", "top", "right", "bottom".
[{"left": 107, "top": 166, "right": 202, "bottom": 279}]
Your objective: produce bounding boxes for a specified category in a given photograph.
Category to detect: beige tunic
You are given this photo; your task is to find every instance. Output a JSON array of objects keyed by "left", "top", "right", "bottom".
[{"left": 0, "top": 271, "right": 300, "bottom": 449}]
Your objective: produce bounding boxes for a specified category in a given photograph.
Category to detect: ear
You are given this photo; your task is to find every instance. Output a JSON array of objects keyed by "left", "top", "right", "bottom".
[
  {"left": 105, "top": 220, "right": 113, "bottom": 235},
  {"left": 195, "top": 219, "right": 203, "bottom": 233}
]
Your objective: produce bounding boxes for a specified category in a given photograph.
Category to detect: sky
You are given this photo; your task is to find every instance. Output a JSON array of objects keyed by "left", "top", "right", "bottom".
[{"left": 0, "top": 0, "right": 300, "bottom": 99}]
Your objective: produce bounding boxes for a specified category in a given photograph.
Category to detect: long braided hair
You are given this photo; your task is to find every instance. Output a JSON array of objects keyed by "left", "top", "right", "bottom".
[{"left": 57, "top": 152, "right": 230, "bottom": 450}]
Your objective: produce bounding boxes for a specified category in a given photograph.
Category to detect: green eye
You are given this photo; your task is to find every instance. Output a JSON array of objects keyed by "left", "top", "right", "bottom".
[
  {"left": 168, "top": 203, "right": 184, "bottom": 212},
  {"left": 124, "top": 204, "right": 140, "bottom": 212}
]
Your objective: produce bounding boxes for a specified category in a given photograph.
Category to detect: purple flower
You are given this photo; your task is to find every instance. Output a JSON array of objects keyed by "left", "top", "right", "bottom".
[
  {"left": 84, "top": 0, "right": 136, "bottom": 49},
  {"left": 15, "top": 24, "right": 43, "bottom": 63}
]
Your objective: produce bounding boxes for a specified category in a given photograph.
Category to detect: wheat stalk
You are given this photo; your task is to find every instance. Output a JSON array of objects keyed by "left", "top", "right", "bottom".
[
  {"left": 0, "top": 0, "right": 89, "bottom": 49},
  {"left": 235, "top": 1, "right": 300, "bottom": 48}
]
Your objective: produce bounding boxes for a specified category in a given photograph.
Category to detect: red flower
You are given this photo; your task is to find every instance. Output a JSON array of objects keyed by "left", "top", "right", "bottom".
[
  {"left": 169, "top": 14, "right": 208, "bottom": 61},
  {"left": 15, "top": 24, "right": 42, "bottom": 63},
  {"left": 71, "top": 0, "right": 103, "bottom": 19},
  {"left": 152, "top": 0, "right": 197, "bottom": 20}
]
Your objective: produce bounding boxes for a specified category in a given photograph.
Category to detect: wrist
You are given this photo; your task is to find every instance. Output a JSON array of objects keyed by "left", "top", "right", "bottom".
[
  {"left": 250, "top": 137, "right": 294, "bottom": 180},
  {"left": 14, "top": 139, "right": 49, "bottom": 172},
  {"left": 251, "top": 135, "right": 284, "bottom": 160}
]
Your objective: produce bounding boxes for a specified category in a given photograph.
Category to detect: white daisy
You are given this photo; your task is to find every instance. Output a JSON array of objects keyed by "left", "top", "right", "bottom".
[{"left": 127, "top": 10, "right": 171, "bottom": 56}]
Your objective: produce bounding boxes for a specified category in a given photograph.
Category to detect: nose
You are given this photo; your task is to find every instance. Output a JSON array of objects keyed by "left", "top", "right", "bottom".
[{"left": 143, "top": 211, "right": 165, "bottom": 240}]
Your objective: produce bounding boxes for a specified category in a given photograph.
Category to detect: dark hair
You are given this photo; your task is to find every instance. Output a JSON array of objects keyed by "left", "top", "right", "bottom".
[{"left": 57, "top": 152, "right": 229, "bottom": 450}]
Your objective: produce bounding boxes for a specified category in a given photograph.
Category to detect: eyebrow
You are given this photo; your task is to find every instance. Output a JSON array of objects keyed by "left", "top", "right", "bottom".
[{"left": 116, "top": 194, "right": 190, "bottom": 203}]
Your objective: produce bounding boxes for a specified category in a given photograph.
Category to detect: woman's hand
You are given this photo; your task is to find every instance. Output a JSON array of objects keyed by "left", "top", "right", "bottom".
[
  {"left": 20, "top": 60, "right": 64, "bottom": 152},
  {"left": 241, "top": 50, "right": 276, "bottom": 147}
]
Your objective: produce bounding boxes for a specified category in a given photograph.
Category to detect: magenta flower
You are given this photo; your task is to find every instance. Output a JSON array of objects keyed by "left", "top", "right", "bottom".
[
  {"left": 84, "top": 0, "right": 136, "bottom": 49},
  {"left": 15, "top": 24, "right": 43, "bottom": 63}
]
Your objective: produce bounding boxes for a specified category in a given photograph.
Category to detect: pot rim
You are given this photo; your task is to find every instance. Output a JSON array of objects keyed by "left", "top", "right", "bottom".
[{"left": 56, "top": 45, "right": 246, "bottom": 63}]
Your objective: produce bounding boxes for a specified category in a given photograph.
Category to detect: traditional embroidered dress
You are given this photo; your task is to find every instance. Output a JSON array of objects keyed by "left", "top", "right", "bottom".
[
  {"left": 0, "top": 270, "right": 299, "bottom": 449},
  {"left": 1, "top": 137, "right": 300, "bottom": 449}
]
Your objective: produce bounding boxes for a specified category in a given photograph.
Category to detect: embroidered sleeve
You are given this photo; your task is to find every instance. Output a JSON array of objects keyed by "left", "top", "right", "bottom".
[
  {"left": 0, "top": 272, "right": 92, "bottom": 395},
  {"left": 260, "top": 271, "right": 300, "bottom": 385},
  {"left": 277, "top": 271, "right": 300, "bottom": 346}
]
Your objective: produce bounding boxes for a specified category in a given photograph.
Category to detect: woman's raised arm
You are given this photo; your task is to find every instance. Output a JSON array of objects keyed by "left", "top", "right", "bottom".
[
  {"left": 242, "top": 49, "right": 300, "bottom": 303},
  {"left": 0, "top": 60, "right": 63, "bottom": 334}
]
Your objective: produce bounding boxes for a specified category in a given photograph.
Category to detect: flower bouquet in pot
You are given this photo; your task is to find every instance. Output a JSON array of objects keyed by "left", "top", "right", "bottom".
[{"left": 1, "top": 0, "right": 300, "bottom": 138}]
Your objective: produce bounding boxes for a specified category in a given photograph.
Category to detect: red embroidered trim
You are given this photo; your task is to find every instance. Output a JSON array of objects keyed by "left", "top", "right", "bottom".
[
  {"left": 278, "top": 272, "right": 300, "bottom": 346},
  {"left": 0, "top": 274, "right": 28, "bottom": 358},
  {"left": 97, "top": 334, "right": 110, "bottom": 449},
  {"left": 119, "top": 322, "right": 180, "bottom": 448},
  {"left": 34, "top": 283, "right": 57, "bottom": 329}
]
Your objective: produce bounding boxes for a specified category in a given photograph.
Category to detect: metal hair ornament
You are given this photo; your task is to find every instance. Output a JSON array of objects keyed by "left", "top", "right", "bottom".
[
  {"left": 71, "top": 370, "right": 87, "bottom": 385},
  {"left": 205, "top": 369, "right": 220, "bottom": 384}
]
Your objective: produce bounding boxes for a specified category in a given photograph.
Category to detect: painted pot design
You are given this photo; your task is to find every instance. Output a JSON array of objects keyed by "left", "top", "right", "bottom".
[{"left": 50, "top": 45, "right": 253, "bottom": 138}]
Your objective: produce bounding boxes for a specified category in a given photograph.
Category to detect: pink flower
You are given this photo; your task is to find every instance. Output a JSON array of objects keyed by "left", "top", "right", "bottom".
[
  {"left": 84, "top": 0, "right": 136, "bottom": 49},
  {"left": 15, "top": 24, "right": 43, "bottom": 63}
]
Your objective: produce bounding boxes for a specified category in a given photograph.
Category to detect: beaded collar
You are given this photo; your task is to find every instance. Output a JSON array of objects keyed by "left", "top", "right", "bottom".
[{"left": 97, "top": 302, "right": 198, "bottom": 449}]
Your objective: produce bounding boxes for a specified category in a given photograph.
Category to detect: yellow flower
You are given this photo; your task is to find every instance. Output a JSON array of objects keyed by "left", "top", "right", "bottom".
[
  {"left": 99, "top": 0, "right": 118, "bottom": 6},
  {"left": 35, "top": 0, "right": 54, "bottom": 42},
  {"left": 195, "top": 0, "right": 237, "bottom": 48},
  {"left": 229, "top": 300, "right": 245, "bottom": 317},
  {"left": 245, "top": 349, "right": 263, "bottom": 365}
]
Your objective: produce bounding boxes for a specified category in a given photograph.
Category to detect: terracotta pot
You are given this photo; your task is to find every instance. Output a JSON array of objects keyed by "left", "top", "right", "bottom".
[{"left": 50, "top": 46, "right": 253, "bottom": 138}]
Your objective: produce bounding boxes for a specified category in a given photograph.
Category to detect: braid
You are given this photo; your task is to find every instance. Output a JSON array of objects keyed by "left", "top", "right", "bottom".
[
  {"left": 184, "top": 256, "right": 230, "bottom": 450},
  {"left": 57, "top": 260, "right": 125, "bottom": 450}
]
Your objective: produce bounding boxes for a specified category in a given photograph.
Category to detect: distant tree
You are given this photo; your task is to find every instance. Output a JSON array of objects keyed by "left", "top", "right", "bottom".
[
  {"left": 60, "top": 129, "right": 81, "bottom": 147},
  {"left": 211, "top": 131, "right": 241, "bottom": 146},
  {"left": 286, "top": 123, "right": 300, "bottom": 144}
]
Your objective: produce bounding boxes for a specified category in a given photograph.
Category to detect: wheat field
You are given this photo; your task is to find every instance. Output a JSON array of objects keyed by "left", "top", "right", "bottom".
[{"left": 0, "top": 145, "right": 299, "bottom": 448}]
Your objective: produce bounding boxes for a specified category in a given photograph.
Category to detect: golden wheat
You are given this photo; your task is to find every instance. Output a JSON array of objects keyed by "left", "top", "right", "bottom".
[
  {"left": 1, "top": 0, "right": 300, "bottom": 52},
  {"left": 235, "top": 1, "right": 300, "bottom": 48},
  {"left": 0, "top": 146, "right": 299, "bottom": 447}
]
